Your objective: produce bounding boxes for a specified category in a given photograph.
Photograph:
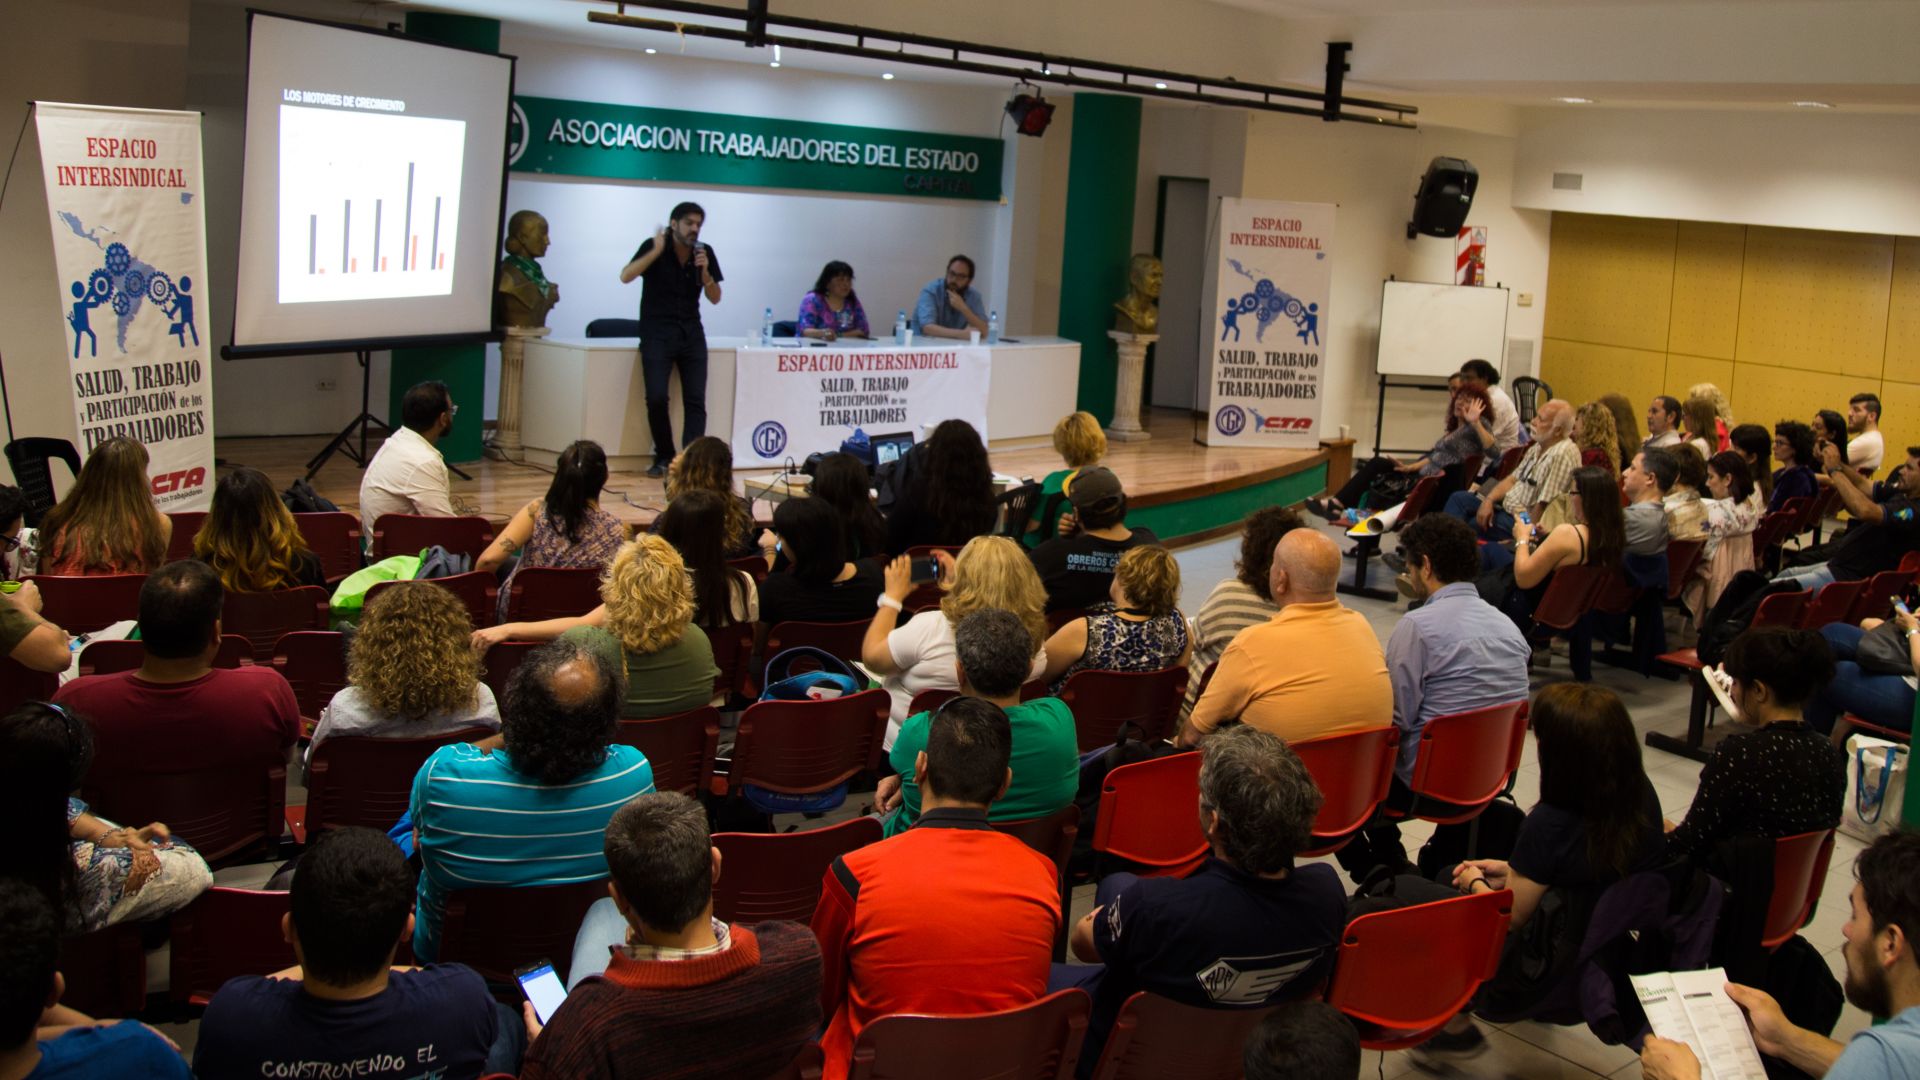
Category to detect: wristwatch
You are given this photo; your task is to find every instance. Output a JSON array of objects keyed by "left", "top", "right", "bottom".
[{"left": 876, "top": 594, "right": 904, "bottom": 613}]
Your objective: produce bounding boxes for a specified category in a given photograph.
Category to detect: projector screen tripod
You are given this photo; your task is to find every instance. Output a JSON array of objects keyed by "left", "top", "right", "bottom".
[{"left": 301, "top": 351, "right": 475, "bottom": 483}]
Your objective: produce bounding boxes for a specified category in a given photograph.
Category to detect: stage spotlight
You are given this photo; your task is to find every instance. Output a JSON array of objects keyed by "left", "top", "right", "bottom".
[{"left": 1005, "top": 87, "right": 1055, "bottom": 137}]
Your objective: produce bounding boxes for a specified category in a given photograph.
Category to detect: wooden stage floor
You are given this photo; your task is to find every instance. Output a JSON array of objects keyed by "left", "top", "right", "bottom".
[{"left": 216, "top": 408, "right": 1327, "bottom": 540}]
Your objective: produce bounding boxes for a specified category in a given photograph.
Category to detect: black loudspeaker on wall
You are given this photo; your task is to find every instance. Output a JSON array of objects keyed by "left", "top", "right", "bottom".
[{"left": 1407, "top": 157, "right": 1479, "bottom": 239}]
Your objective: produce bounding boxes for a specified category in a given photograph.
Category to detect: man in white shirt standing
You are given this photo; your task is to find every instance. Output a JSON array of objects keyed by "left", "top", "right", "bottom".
[
  {"left": 359, "top": 380, "right": 457, "bottom": 529},
  {"left": 1848, "top": 392, "right": 1886, "bottom": 475},
  {"left": 1459, "top": 359, "right": 1521, "bottom": 458}
]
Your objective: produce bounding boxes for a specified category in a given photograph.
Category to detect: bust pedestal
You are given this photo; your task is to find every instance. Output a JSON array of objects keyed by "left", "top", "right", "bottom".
[
  {"left": 1106, "top": 331, "right": 1156, "bottom": 442},
  {"left": 492, "top": 325, "right": 549, "bottom": 458}
]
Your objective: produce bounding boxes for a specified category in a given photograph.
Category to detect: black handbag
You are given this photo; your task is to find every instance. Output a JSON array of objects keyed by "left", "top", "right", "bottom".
[{"left": 1853, "top": 620, "right": 1917, "bottom": 676}]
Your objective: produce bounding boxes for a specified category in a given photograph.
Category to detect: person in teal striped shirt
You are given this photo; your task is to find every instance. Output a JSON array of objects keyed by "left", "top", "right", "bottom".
[{"left": 411, "top": 638, "right": 655, "bottom": 960}]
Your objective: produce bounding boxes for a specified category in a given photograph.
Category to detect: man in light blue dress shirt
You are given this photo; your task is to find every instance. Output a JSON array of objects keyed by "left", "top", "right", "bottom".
[
  {"left": 1335, "top": 513, "right": 1531, "bottom": 882},
  {"left": 913, "top": 254, "right": 987, "bottom": 339}
]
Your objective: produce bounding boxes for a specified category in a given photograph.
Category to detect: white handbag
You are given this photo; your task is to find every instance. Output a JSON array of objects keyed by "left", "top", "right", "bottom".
[{"left": 1840, "top": 735, "right": 1908, "bottom": 841}]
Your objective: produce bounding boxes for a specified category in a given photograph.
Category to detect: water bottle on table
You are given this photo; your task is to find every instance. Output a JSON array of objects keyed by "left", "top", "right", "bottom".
[
  {"left": 894, "top": 310, "right": 908, "bottom": 346},
  {"left": 987, "top": 310, "right": 1001, "bottom": 345},
  {"left": 760, "top": 306, "right": 774, "bottom": 345}
]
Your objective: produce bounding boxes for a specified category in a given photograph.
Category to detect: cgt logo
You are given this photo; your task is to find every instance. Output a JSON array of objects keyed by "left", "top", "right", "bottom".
[
  {"left": 1214, "top": 405, "right": 1247, "bottom": 436},
  {"left": 150, "top": 467, "right": 207, "bottom": 495},
  {"left": 751, "top": 420, "right": 788, "bottom": 459}
]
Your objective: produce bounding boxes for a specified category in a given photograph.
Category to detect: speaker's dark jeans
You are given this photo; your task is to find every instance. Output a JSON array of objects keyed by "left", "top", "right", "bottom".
[{"left": 640, "top": 320, "right": 708, "bottom": 463}]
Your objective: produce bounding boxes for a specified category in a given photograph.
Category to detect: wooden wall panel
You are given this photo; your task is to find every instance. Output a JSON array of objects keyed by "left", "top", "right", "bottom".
[
  {"left": 1666, "top": 222, "right": 1745, "bottom": 361},
  {"left": 1664, "top": 354, "right": 1736, "bottom": 405},
  {"left": 1539, "top": 339, "right": 1668, "bottom": 417},
  {"left": 1734, "top": 228, "right": 1894, "bottom": 379},
  {"left": 1885, "top": 237, "right": 1920, "bottom": 383},
  {"left": 1728, "top": 366, "right": 1864, "bottom": 447},
  {"left": 1876, "top": 378, "right": 1920, "bottom": 481},
  {"left": 1543, "top": 214, "right": 1676, "bottom": 352}
]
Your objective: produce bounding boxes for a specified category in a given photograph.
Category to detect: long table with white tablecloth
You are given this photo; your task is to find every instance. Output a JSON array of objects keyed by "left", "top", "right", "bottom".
[{"left": 518, "top": 334, "right": 1081, "bottom": 469}]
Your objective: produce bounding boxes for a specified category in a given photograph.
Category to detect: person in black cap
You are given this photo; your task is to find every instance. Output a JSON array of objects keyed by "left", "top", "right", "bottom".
[{"left": 1027, "top": 466, "right": 1160, "bottom": 613}]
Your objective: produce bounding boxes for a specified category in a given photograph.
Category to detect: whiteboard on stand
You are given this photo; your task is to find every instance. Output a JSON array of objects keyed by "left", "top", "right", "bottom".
[{"left": 1375, "top": 280, "right": 1510, "bottom": 378}]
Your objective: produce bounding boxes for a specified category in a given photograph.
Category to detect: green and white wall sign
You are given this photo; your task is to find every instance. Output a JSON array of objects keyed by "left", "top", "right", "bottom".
[{"left": 508, "top": 95, "right": 1004, "bottom": 201}]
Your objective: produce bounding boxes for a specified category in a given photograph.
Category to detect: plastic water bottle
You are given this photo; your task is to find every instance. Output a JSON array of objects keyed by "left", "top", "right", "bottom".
[
  {"left": 760, "top": 306, "right": 774, "bottom": 345},
  {"left": 894, "top": 310, "right": 908, "bottom": 346},
  {"left": 987, "top": 310, "right": 1001, "bottom": 345}
]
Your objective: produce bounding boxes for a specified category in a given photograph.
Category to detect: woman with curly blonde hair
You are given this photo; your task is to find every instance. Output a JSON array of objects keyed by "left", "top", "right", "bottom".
[
  {"left": 1573, "top": 400, "right": 1621, "bottom": 475},
  {"left": 194, "top": 467, "right": 325, "bottom": 592},
  {"left": 861, "top": 535, "right": 1051, "bottom": 746},
  {"left": 308, "top": 582, "right": 497, "bottom": 761},
  {"left": 36, "top": 436, "right": 170, "bottom": 575},
  {"left": 476, "top": 534, "right": 718, "bottom": 718},
  {"left": 1041, "top": 544, "right": 1191, "bottom": 694},
  {"left": 661, "top": 435, "right": 760, "bottom": 558}
]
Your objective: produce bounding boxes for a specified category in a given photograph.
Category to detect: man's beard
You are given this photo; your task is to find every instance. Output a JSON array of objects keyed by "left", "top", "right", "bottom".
[{"left": 1845, "top": 949, "right": 1893, "bottom": 1019}]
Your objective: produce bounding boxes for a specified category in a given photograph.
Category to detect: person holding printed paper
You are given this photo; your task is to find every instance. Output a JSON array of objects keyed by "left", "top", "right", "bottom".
[{"left": 1641, "top": 830, "right": 1920, "bottom": 1079}]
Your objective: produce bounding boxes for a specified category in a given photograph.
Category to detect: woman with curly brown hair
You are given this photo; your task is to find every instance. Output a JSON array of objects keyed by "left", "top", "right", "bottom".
[
  {"left": 307, "top": 582, "right": 498, "bottom": 761},
  {"left": 36, "top": 436, "right": 170, "bottom": 575},
  {"left": 660, "top": 435, "right": 761, "bottom": 558},
  {"left": 476, "top": 535, "right": 718, "bottom": 718},
  {"left": 1572, "top": 400, "right": 1621, "bottom": 475},
  {"left": 194, "top": 467, "right": 326, "bottom": 592}
]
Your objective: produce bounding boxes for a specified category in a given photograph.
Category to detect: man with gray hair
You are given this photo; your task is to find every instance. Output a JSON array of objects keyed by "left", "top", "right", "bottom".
[
  {"left": 1438, "top": 397, "right": 1580, "bottom": 541},
  {"left": 1057, "top": 726, "right": 1346, "bottom": 1071},
  {"left": 877, "top": 608, "right": 1079, "bottom": 836},
  {"left": 1178, "top": 529, "right": 1391, "bottom": 745}
]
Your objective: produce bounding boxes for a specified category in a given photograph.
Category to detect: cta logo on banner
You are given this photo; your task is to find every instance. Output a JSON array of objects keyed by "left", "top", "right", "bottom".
[
  {"left": 730, "top": 347, "right": 991, "bottom": 466},
  {"left": 1200, "top": 197, "right": 1334, "bottom": 448},
  {"left": 35, "top": 102, "right": 215, "bottom": 511}
]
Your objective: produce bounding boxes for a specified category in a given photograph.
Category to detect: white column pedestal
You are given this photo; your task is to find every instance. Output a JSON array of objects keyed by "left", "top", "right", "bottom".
[
  {"left": 1106, "top": 330, "right": 1156, "bottom": 442},
  {"left": 493, "top": 325, "right": 548, "bottom": 458}
]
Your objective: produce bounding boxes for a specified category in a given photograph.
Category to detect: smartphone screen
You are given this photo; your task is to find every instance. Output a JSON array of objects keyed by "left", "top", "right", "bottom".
[
  {"left": 910, "top": 556, "right": 941, "bottom": 583},
  {"left": 516, "top": 961, "right": 567, "bottom": 1025}
]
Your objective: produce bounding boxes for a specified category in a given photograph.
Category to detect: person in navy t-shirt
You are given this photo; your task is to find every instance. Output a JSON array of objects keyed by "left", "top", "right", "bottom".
[
  {"left": 1055, "top": 725, "right": 1346, "bottom": 1075},
  {"left": 0, "top": 879, "right": 189, "bottom": 1079},
  {"left": 193, "top": 827, "right": 514, "bottom": 1080}
]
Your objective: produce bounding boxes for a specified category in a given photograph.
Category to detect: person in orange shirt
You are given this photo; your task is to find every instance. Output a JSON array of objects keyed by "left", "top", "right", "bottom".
[{"left": 1176, "top": 529, "right": 1391, "bottom": 747}]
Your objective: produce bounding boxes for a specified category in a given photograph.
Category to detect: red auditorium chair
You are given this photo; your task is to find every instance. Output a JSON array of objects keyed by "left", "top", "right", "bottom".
[
  {"left": 1380, "top": 701, "right": 1529, "bottom": 856},
  {"left": 294, "top": 511, "right": 364, "bottom": 582},
  {"left": 762, "top": 619, "right": 870, "bottom": 670},
  {"left": 614, "top": 707, "right": 721, "bottom": 796},
  {"left": 169, "top": 888, "right": 297, "bottom": 1005},
  {"left": 724, "top": 690, "right": 890, "bottom": 803},
  {"left": 84, "top": 758, "right": 286, "bottom": 868},
  {"left": 77, "top": 634, "right": 250, "bottom": 676},
  {"left": 1087, "top": 991, "right": 1283, "bottom": 1080},
  {"left": 1762, "top": 829, "right": 1835, "bottom": 951},
  {"left": 369, "top": 513, "right": 496, "bottom": 561},
  {"left": 708, "top": 618, "right": 756, "bottom": 702},
  {"left": 1292, "top": 725, "right": 1400, "bottom": 856},
  {"left": 367, "top": 571, "right": 497, "bottom": 630},
  {"left": 28, "top": 573, "right": 145, "bottom": 634},
  {"left": 710, "top": 817, "right": 883, "bottom": 924},
  {"left": 164, "top": 510, "right": 205, "bottom": 562},
  {"left": 223, "top": 586, "right": 329, "bottom": 662},
  {"left": 437, "top": 878, "right": 609, "bottom": 991},
  {"left": 994, "top": 803, "right": 1081, "bottom": 960},
  {"left": 56, "top": 923, "right": 146, "bottom": 1019},
  {"left": 1091, "top": 751, "right": 1207, "bottom": 878},
  {"left": 1057, "top": 667, "right": 1188, "bottom": 752},
  {"left": 481, "top": 640, "right": 541, "bottom": 702},
  {"left": 502, "top": 566, "right": 605, "bottom": 622},
  {"left": 272, "top": 630, "right": 349, "bottom": 732},
  {"left": 1328, "top": 889, "right": 1514, "bottom": 1048},
  {"left": 847, "top": 989, "right": 1091, "bottom": 1080},
  {"left": 298, "top": 727, "right": 495, "bottom": 840}
]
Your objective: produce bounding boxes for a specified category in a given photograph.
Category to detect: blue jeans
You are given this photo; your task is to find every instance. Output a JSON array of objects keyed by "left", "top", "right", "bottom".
[
  {"left": 1442, "top": 490, "right": 1515, "bottom": 541},
  {"left": 486, "top": 1001, "right": 526, "bottom": 1074},
  {"left": 1773, "top": 561, "right": 1836, "bottom": 594},
  {"left": 568, "top": 895, "right": 628, "bottom": 989},
  {"left": 1806, "top": 623, "right": 1917, "bottom": 736}
]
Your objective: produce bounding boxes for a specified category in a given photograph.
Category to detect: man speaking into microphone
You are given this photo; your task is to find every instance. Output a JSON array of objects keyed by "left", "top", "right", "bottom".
[{"left": 621, "top": 201, "right": 724, "bottom": 477}]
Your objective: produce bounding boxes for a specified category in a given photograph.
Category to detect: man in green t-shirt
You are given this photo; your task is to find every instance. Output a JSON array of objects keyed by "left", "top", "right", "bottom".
[
  {"left": 1, "top": 581, "right": 74, "bottom": 673},
  {"left": 877, "top": 608, "right": 1079, "bottom": 836}
]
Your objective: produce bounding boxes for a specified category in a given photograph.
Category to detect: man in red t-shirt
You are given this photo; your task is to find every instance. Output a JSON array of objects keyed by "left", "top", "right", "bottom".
[
  {"left": 809, "top": 697, "right": 1061, "bottom": 1080},
  {"left": 54, "top": 560, "right": 299, "bottom": 782}
]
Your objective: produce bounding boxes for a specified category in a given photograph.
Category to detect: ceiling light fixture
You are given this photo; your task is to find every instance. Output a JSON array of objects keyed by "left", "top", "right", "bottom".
[
  {"left": 644, "top": 47, "right": 657, "bottom": 54},
  {"left": 882, "top": 72, "right": 895, "bottom": 80},
  {"left": 1792, "top": 100, "right": 1833, "bottom": 109},
  {"left": 1555, "top": 96, "right": 1594, "bottom": 104},
  {"left": 771, "top": 44, "right": 781, "bottom": 68},
  {"left": 1154, "top": 81, "right": 1167, "bottom": 89}
]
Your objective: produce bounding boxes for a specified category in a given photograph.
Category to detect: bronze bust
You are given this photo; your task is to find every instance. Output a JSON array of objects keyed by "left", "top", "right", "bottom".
[
  {"left": 496, "top": 210, "right": 559, "bottom": 329},
  {"left": 1112, "top": 253, "right": 1163, "bottom": 335}
]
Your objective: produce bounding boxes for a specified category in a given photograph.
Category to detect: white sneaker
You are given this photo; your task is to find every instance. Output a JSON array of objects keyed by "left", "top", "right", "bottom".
[{"left": 1702, "top": 664, "right": 1742, "bottom": 721}]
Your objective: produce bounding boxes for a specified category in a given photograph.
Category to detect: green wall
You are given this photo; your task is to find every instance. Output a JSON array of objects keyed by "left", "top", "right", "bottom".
[
  {"left": 387, "top": 11, "right": 500, "bottom": 465},
  {"left": 1055, "top": 95, "right": 1142, "bottom": 423}
]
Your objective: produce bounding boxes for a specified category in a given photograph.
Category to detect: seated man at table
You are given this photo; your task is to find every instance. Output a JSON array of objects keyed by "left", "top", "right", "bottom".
[{"left": 914, "top": 254, "right": 988, "bottom": 340}]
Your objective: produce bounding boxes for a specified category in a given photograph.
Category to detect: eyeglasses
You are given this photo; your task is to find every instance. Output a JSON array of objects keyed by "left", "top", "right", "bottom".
[
  {"left": 0, "top": 534, "right": 19, "bottom": 551},
  {"left": 447, "top": 404, "right": 460, "bottom": 418}
]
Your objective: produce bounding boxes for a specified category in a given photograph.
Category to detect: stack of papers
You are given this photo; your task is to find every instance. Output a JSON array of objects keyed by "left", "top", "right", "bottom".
[{"left": 1631, "top": 968, "right": 1767, "bottom": 1080}]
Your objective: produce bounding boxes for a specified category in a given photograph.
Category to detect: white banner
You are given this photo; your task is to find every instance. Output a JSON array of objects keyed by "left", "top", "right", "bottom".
[
  {"left": 730, "top": 345, "right": 991, "bottom": 465},
  {"left": 36, "top": 102, "right": 214, "bottom": 510},
  {"left": 1199, "top": 198, "right": 1334, "bottom": 448}
]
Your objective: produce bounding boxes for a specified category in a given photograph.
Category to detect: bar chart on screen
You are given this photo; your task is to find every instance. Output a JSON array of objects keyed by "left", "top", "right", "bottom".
[{"left": 276, "top": 104, "right": 467, "bottom": 304}]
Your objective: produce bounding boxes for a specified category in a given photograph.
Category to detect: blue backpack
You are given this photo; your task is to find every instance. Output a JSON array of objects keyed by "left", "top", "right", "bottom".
[{"left": 742, "top": 647, "right": 865, "bottom": 815}]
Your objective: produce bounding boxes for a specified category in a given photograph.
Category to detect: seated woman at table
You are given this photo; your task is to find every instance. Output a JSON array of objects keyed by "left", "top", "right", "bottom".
[{"left": 795, "top": 260, "right": 870, "bottom": 342}]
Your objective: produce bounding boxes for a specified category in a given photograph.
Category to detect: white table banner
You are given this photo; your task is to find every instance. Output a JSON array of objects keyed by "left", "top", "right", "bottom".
[
  {"left": 35, "top": 102, "right": 215, "bottom": 510},
  {"left": 1199, "top": 197, "right": 1334, "bottom": 448},
  {"left": 730, "top": 345, "right": 991, "bottom": 465}
]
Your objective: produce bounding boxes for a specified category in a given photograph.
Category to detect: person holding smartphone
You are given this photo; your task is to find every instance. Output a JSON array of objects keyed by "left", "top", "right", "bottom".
[
  {"left": 620, "top": 202, "right": 723, "bottom": 479},
  {"left": 1808, "top": 588, "right": 1920, "bottom": 739}
]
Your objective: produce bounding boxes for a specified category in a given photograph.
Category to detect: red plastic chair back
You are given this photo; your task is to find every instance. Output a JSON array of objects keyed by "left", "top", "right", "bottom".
[
  {"left": 1750, "top": 511, "right": 1798, "bottom": 562},
  {"left": 1530, "top": 564, "right": 1608, "bottom": 632},
  {"left": 907, "top": 687, "right": 960, "bottom": 716},
  {"left": 0, "top": 658, "right": 59, "bottom": 716},
  {"left": 1088, "top": 991, "right": 1283, "bottom": 1080},
  {"left": 1059, "top": 667, "right": 1189, "bottom": 753},
  {"left": 727, "top": 554, "right": 771, "bottom": 585},
  {"left": 728, "top": 690, "right": 890, "bottom": 797},
  {"left": 222, "top": 587, "right": 329, "bottom": 662},
  {"left": 368, "top": 571, "right": 497, "bottom": 630},
  {"left": 481, "top": 641, "right": 541, "bottom": 703},
  {"left": 763, "top": 619, "right": 870, "bottom": 669},
  {"left": 28, "top": 573, "right": 146, "bottom": 634},
  {"left": 1590, "top": 566, "right": 1640, "bottom": 616},
  {"left": 438, "top": 878, "right": 610, "bottom": 987},
  {"left": 295, "top": 512, "right": 364, "bottom": 582},
  {"left": 1801, "top": 580, "right": 1867, "bottom": 630},
  {"left": 707, "top": 619, "right": 756, "bottom": 701},
  {"left": 1292, "top": 726, "right": 1400, "bottom": 855},
  {"left": 1778, "top": 496, "right": 1814, "bottom": 535},
  {"left": 1902, "top": 551, "right": 1920, "bottom": 575},
  {"left": 168, "top": 888, "right": 297, "bottom": 1005},
  {"left": 305, "top": 727, "right": 494, "bottom": 836},
  {"left": 1664, "top": 538, "right": 1706, "bottom": 601},
  {"left": 1492, "top": 445, "right": 1529, "bottom": 481},
  {"left": 1459, "top": 454, "right": 1484, "bottom": 482},
  {"left": 994, "top": 804, "right": 1081, "bottom": 959},
  {"left": 57, "top": 923, "right": 147, "bottom": 1019},
  {"left": 503, "top": 566, "right": 605, "bottom": 622},
  {"left": 165, "top": 511, "right": 205, "bottom": 562},
  {"left": 1762, "top": 829, "right": 1836, "bottom": 950},
  {"left": 615, "top": 706, "right": 721, "bottom": 796},
  {"left": 370, "top": 513, "right": 496, "bottom": 561},
  {"left": 1753, "top": 589, "right": 1812, "bottom": 628},
  {"left": 1328, "top": 889, "right": 1513, "bottom": 1048},
  {"left": 1397, "top": 475, "right": 1440, "bottom": 526},
  {"left": 1403, "top": 700, "right": 1529, "bottom": 822},
  {"left": 711, "top": 817, "right": 883, "bottom": 924},
  {"left": 78, "top": 634, "right": 251, "bottom": 676},
  {"left": 272, "top": 631, "right": 349, "bottom": 728},
  {"left": 848, "top": 988, "right": 1091, "bottom": 1080},
  {"left": 1844, "top": 570, "right": 1911, "bottom": 626},
  {"left": 1092, "top": 751, "right": 1207, "bottom": 877},
  {"left": 83, "top": 760, "right": 286, "bottom": 867}
]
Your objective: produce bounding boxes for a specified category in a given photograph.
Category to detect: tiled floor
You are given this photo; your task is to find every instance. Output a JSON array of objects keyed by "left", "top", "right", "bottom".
[{"left": 142, "top": 532, "right": 1876, "bottom": 1077}]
